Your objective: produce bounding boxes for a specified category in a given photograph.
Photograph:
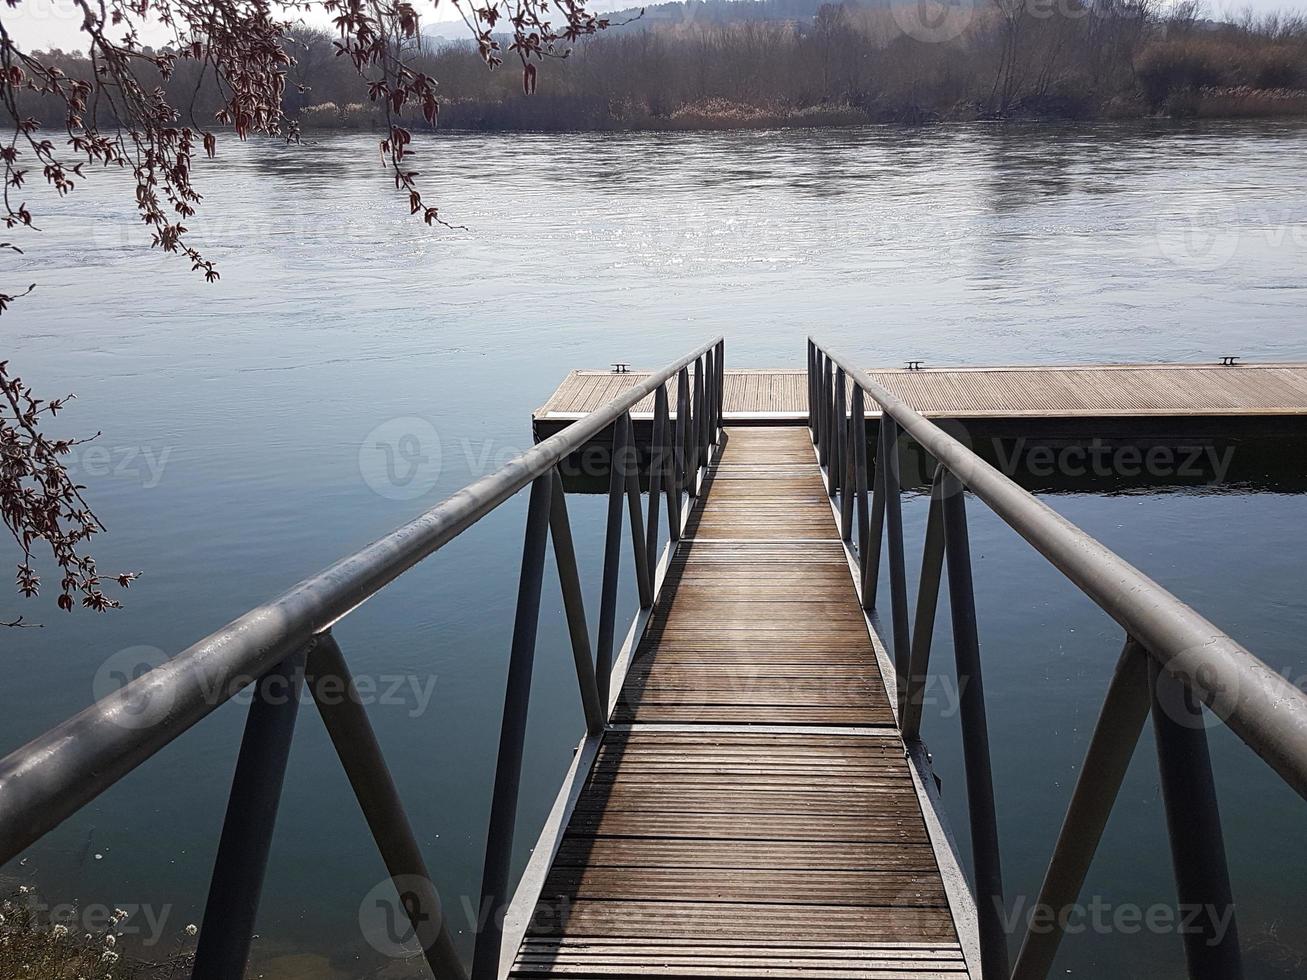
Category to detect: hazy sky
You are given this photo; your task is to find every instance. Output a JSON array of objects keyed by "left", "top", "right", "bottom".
[{"left": 3, "top": 0, "right": 1304, "bottom": 51}]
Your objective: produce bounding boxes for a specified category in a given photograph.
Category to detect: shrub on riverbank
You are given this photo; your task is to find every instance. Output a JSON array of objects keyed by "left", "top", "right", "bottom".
[
  {"left": 1186, "top": 85, "right": 1307, "bottom": 118},
  {"left": 293, "top": 93, "right": 872, "bottom": 131},
  {"left": 1137, "top": 36, "right": 1307, "bottom": 110},
  {"left": 662, "top": 98, "right": 869, "bottom": 128},
  {"left": 0, "top": 887, "right": 193, "bottom": 979},
  {"left": 296, "top": 101, "right": 381, "bottom": 129},
  {"left": 1137, "top": 40, "right": 1242, "bottom": 108}
]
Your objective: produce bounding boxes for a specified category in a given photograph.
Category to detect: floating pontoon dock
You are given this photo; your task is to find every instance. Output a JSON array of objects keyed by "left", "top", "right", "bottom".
[{"left": 535, "top": 361, "right": 1307, "bottom": 430}]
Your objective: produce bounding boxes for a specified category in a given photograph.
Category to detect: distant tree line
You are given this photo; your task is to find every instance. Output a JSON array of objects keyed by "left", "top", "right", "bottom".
[{"left": 20, "top": 3, "right": 1307, "bottom": 132}]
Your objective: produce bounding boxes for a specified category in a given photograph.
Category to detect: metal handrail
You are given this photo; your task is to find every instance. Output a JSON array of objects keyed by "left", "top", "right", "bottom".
[
  {"left": 0, "top": 336, "right": 725, "bottom": 980},
  {"left": 808, "top": 338, "right": 1307, "bottom": 980},
  {"left": 812, "top": 340, "right": 1307, "bottom": 794}
]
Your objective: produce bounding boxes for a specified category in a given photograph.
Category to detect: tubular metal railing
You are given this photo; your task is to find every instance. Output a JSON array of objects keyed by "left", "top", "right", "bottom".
[
  {"left": 0, "top": 337, "right": 725, "bottom": 980},
  {"left": 808, "top": 338, "right": 1307, "bottom": 980}
]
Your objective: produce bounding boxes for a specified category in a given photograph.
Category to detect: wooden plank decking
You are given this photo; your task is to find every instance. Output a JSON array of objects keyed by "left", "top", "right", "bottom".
[
  {"left": 508, "top": 426, "right": 970, "bottom": 979},
  {"left": 534, "top": 362, "right": 1307, "bottom": 423}
]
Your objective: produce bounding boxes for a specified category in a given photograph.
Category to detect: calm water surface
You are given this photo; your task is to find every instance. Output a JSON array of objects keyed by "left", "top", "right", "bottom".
[{"left": 5, "top": 121, "right": 1307, "bottom": 977}]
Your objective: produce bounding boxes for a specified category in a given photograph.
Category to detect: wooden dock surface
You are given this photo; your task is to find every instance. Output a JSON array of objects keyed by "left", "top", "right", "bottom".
[
  {"left": 508, "top": 426, "right": 971, "bottom": 979},
  {"left": 534, "top": 362, "right": 1307, "bottom": 422}
]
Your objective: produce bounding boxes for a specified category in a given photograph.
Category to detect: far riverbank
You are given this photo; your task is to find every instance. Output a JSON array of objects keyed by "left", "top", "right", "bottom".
[{"left": 294, "top": 86, "right": 1307, "bottom": 133}]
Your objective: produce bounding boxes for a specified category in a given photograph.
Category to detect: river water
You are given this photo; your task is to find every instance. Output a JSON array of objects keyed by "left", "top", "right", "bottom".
[{"left": 5, "top": 121, "right": 1307, "bottom": 977}]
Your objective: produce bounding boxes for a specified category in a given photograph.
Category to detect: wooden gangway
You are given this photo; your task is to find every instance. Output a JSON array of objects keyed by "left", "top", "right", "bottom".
[{"left": 505, "top": 426, "right": 976, "bottom": 978}]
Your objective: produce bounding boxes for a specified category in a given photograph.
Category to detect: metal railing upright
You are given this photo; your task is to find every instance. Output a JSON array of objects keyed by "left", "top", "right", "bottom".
[
  {"left": 0, "top": 338, "right": 725, "bottom": 980},
  {"left": 807, "top": 338, "right": 1307, "bottom": 980}
]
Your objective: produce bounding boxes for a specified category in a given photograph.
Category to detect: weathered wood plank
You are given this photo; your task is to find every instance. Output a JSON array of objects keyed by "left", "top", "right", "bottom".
[
  {"left": 551, "top": 838, "right": 943, "bottom": 870},
  {"left": 519, "top": 899, "right": 961, "bottom": 941}
]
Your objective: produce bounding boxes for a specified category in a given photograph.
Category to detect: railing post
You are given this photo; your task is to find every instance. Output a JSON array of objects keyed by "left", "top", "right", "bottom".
[
  {"left": 901, "top": 465, "right": 945, "bottom": 737},
  {"left": 684, "top": 371, "right": 695, "bottom": 501},
  {"left": 830, "top": 367, "right": 845, "bottom": 499},
  {"left": 811, "top": 345, "right": 822, "bottom": 452},
  {"left": 547, "top": 469, "right": 605, "bottom": 736},
  {"left": 861, "top": 416, "right": 887, "bottom": 612},
  {"left": 853, "top": 387, "right": 871, "bottom": 571},
  {"left": 1010, "top": 638, "right": 1152, "bottom": 980},
  {"left": 940, "top": 469, "right": 1009, "bottom": 980},
  {"left": 308, "top": 633, "right": 467, "bottom": 980},
  {"left": 621, "top": 413, "right": 654, "bottom": 608},
  {"left": 595, "top": 418, "right": 628, "bottom": 713},
  {"left": 704, "top": 346, "right": 716, "bottom": 450},
  {"left": 647, "top": 390, "right": 667, "bottom": 567},
  {"left": 472, "top": 473, "right": 552, "bottom": 980},
  {"left": 715, "top": 339, "right": 725, "bottom": 439},
  {"left": 699, "top": 349, "right": 710, "bottom": 466},
  {"left": 828, "top": 357, "right": 837, "bottom": 472},
  {"left": 807, "top": 341, "right": 817, "bottom": 442},
  {"left": 657, "top": 384, "right": 682, "bottom": 541},
  {"left": 883, "top": 417, "right": 911, "bottom": 690},
  {"left": 840, "top": 385, "right": 858, "bottom": 541},
  {"left": 691, "top": 355, "right": 705, "bottom": 494},
  {"left": 817, "top": 354, "right": 831, "bottom": 467},
  {"left": 1150, "top": 658, "right": 1244, "bottom": 980},
  {"left": 703, "top": 352, "right": 712, "bottom": 461},
  {"left": 192, "top": 648, "right": 307, "bottom": 980}
]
